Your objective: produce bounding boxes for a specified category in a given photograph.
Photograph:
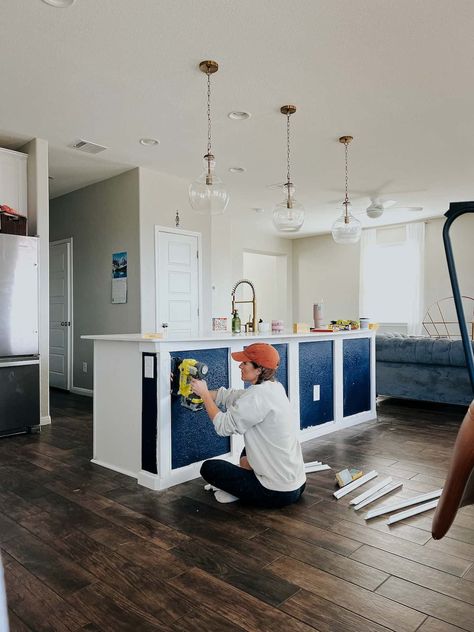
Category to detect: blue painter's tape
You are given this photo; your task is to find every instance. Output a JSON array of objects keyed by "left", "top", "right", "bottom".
[
  {"left": 170, "top": 348, "right": 230, "bottom": 469},
  {"left": 299, "top": 341, "right": 334, "bottom": 429},
  {"left": 343, "top": 337, "right": 371, "bottom": 417}
]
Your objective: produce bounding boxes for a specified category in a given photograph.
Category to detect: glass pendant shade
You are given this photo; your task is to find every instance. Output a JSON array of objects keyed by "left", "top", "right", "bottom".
[
  {"left": 273, "top": 184, "right": 305, "bottom": 232},
  {"left": 189, "top": 157, "right": 229, "bottom": 215},
  {"left": 331, "top": 208, "right": 362, "bottom": 244}
]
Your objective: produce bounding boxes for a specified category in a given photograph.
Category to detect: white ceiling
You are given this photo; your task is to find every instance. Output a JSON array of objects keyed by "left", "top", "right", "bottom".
[{"left": 1, "top": 0, "right": 474, "bottom": 237}]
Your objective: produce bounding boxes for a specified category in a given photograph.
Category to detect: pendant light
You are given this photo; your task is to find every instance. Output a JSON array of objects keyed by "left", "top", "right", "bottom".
[
  {"left": 189, "top": 60, "right": 229, "bottom": 215},
  {"left": 331, "top": 135, "right": 362, "bottom": 244},
  {"left": 273, "top": 105, "right": 304, "bottom": 232}
]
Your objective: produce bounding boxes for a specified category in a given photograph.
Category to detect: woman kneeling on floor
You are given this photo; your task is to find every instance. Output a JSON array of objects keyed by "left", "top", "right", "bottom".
[{"left": 190, "top": 343, "right": 306, "bottom": 507}]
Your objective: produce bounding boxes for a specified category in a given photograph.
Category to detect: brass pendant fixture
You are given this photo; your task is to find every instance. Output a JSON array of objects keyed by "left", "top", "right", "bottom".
[
  {"left": 272, "top": 105, "right": 304, "bottom": 232},
  {"left": 189, "top": 60, "right": 229, "bottom": 215},
  {"left": 331, "top": 135, "right": 362, "bottom": 244}
]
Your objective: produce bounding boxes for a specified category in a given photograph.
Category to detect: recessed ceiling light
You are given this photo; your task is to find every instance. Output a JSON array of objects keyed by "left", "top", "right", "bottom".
[
  {"left": 41, "top": 0, "right": 76, "bottom": 7},
  {"left": 252, "top": 207, "right": 265, "bottom": 214},
  {"left": 139, "top": 138, "right": 160, "bottom": 146},
  {"left": 228, "top": 111, "right": 251, "bottom": 120},
  {"left": 229, "top": 167, "right": 246, "bottom": 173}
]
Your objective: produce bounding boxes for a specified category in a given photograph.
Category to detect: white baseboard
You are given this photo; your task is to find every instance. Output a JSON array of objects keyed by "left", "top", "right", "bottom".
[
  {"left": 300, "top": 410, "right": 377, "bottom": 443},
  {"left": 90, "top": 458, "right": 137, "bottom": 479},
  {"left": 40, "top": 415, "right": 51, "bottom": 425},
  {"left": 71, "top": 386, "right": 93, "bottom": 398}
]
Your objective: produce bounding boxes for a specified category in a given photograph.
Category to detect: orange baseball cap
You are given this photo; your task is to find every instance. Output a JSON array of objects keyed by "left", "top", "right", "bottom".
[{"left": 231, "top": 343, "right": 280, "bottom": 369}]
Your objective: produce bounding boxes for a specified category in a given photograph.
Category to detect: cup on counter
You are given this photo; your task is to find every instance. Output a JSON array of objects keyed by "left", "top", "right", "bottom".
[
  {"left": 258, "top": 321, "right": 271, "bottom": 333},
  {"left": 359, "top": 318, "right": 370, "bottom": 330},
  {"left": 272, "top": 320, "right": 284, "bottom": 334}
]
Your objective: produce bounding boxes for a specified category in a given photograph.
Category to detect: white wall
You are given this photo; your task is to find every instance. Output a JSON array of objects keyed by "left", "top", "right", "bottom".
[
  {"left": 293, "top": 233, "right": 360, "bottom": 324},
  {"left": 138, "top": 167, "right": 212, "bottom": 332},
  {"left": 243, "top": 252, "right": 287, "bottom": 323},
  {"left": 22, "top": 138, "right": 50, "bottom": 424},
  {"left": 292, "top": 215, "right": 474, "bottom": 328},
  {"left": 425, "top": 215, "right": 474, "bottom": 309},
  {"left": 50, "top": 169, "right": 141, "bottom": 391},
  {"left": 212, "top": 213, "right": 293, "bottom": 327}
]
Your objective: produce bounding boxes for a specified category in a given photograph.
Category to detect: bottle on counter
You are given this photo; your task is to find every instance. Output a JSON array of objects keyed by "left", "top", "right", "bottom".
[{"left": 232, "top": 310, "right": 241, "bottom": 334}]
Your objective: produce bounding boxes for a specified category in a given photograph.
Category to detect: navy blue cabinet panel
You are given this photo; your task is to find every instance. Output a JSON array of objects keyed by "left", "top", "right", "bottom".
[
  {"left": 273, "top": 343, "right": 288, "bottom": 394},
  {"left": 243, "top": 343, "right": 288, "bottom": 394},
  {"left": 343, "top": 337, "right": 371, "bottom": 417},
  {"left": 171, "top": 348, "right": 230, "bottom": 469},
  {"left": 142, "top": 353, "right": 158, "bottom": 473},
  {"left": 299, "top": 341, "right": 334, "bottom": 429}
]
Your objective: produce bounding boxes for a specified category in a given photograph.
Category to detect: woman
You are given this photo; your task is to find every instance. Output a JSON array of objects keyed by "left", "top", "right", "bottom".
[{"left": 190, "top": 342, "right": 306, "bottom": 507}]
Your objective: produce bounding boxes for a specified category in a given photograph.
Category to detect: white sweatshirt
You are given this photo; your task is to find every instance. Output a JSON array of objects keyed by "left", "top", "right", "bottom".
[{"left": 214, "top": 381, "right": 306, "bottom": 492}]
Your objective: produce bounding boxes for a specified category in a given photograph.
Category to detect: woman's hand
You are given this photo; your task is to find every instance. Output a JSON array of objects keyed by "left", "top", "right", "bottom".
[{"left": 190, "top": 378, "right": 209, "bottom": 398}]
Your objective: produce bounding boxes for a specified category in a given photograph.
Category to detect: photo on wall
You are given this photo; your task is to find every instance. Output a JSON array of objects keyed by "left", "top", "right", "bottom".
[{"left": 112, "top": 251, "right": 128, "bottom": 278}]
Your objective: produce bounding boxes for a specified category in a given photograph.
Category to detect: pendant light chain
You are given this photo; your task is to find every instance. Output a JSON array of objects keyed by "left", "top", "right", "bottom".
[
  {"left": 207, "top": 70, "right": 212, "bottom": 157},
  {"left": 344, "top": 139, "right": 349, "bottom": 222}
]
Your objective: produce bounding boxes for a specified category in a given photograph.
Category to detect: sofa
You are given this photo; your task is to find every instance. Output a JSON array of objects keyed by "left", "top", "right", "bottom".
[{"left": 376, "top": 333, "right": 474, "bottom": 406}]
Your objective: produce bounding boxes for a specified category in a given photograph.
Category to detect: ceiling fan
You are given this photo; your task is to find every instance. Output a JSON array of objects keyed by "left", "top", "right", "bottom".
[{"left": 364, "top": 197, "right": 423, "bottom": 219}]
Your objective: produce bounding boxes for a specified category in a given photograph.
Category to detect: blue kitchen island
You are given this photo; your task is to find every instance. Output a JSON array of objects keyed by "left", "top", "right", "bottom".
[{"left": 83, "top": 330, "right": 376, "bottom": 490}]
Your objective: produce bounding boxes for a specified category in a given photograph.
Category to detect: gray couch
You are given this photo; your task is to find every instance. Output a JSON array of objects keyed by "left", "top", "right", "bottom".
[{"left": 376, "top": 333, "right": 474, "bottom": 406}]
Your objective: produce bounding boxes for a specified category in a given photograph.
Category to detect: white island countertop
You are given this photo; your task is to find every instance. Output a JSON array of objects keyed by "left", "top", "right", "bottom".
[{"left": 82, "top": 329, "right": 374, "bottom": 344}]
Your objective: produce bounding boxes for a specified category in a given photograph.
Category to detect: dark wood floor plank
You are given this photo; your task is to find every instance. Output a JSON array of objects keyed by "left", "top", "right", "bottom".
[
  {"left": 168, "top": 568, "right": 317, "bottom": 631},
  {"left": 67, "top": 582, "right": 171, "bottom": 631},
  {"left": 7, "top": 610, "right": 34, "bottom": 632},
  {"left": 280, "top": 588, "right": 405, "bottom": 632},
  {"left": 351, "top": 544, "right": 474, "bottom": 605},
  {"left": 1, "top": 530, "right": 96, "bottom": 597},
  {"left": 424, "top": 536, "right": 474, "bottom": 562},
  {"left": 329, "top": 520, "right": 472, "bottom": 576},
  {"left": 418, "top": 617, "right": 469, "bottom": 632},
  {"left": 252, "top": 528, "right": 388, "bottom": 591},
  {"left": 3, "top": 552, "right": 90, "bottom": 631},
  {"left": 268, "top": 555, "right": 426, "bottom": 632},
  {"left": 464, "top": 564, "right": 474, "bottom": 581},
  {"left": 171, "top": 606, "right": 248, "bottom": 632},
  {"left": 376, "top": 576, "right": 474, "bottom": 631}
]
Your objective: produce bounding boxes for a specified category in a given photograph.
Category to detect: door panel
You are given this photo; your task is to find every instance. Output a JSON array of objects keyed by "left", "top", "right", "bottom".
[
  {"left": 157, "top": 231, "right": 199, "bottom": 336},
  {"left": 49, "top": 241, "right": 71, "bottom": 390}
]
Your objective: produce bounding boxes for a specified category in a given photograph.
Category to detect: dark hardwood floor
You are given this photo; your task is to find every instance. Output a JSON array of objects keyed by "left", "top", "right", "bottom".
[{"left": 1, "top": 391, "right": 473, "bottom": 631}]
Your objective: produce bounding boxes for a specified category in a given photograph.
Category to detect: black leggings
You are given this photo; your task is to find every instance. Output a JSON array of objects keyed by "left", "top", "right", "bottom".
[{"left": 200, "top": 456, "right": 305, "bottom": 509}]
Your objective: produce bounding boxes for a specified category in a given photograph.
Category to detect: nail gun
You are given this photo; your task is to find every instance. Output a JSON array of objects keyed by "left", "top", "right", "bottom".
[{"left": 171, "top": 358, "right": 209, "bottom": 411}]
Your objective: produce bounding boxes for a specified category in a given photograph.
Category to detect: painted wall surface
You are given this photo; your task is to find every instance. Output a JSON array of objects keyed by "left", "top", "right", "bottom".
[
  {"left": 212, "top": 213, "right": 293, "bottom": 327},
  {"left": 242, "top": 252, "right": 288, "bottom": 324},
  {"left": 293, "top": 216, "right": 474, "bottom": 328},
  {"left": 50, "top": 169, "right": 141, "bottom": 390},
  {"left": 21, "top": 138, "right": 50, "bottom": 424},
  {"left": 138, "top": 167, "right": 212, "bottom": 332},
  {"left": 424, "top": 215, "right": 474, "bottom": 310},
  {"left": 293, "top": 233, "right": 360, "bottom": 324}
]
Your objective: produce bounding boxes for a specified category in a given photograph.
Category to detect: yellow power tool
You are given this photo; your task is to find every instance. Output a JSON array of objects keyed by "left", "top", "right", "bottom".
[{"left": 175, "top": 358, "right": 209, "bottom": 411}]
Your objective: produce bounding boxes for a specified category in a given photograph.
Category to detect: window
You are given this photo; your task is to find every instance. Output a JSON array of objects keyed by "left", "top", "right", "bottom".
[{"left": 359, "top": 223, "right": 425, "bottom": 335}]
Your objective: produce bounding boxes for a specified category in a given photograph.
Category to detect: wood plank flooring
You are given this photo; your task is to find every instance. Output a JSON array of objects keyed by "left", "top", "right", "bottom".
[{"left": 1, "top": 391, "right": 473, "bottom": 631}]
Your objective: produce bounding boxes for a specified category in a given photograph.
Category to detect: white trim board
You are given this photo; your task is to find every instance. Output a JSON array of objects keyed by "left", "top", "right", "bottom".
[
  {"left": 304, "top": 461, "right": 322, "bottom": 468},
  {"left": 354, "top": 482, "right": 403, "bottom": 511},
  {"left": 387, "top": 499, "right": 439, "bottom": 525},
  {"left": 305, "top": 464, "right": 330, "bottom": 473},
  {"left": 350, "top": 477, "right": 393, "bottom": 506},
  {"left": 333, "top": 471, "right": 378, "bottom": 499},
  {"left": 365, "top": 489, "right": 443, "bottom": 520}
]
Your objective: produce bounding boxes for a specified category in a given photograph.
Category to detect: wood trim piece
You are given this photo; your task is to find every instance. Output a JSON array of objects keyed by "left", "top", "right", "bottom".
[
  {"left": 333, "top": 470, "right": 378, "bottom": 499},
  {"left": 353, "top": 481, "right": 403, "bottom": 511},
  {"left": 350, "top": 477, "right": 393, "bottom": 505},
  {"left": 387, "top": 499, "right": 439, "bottom": 525},
  {"left": 364, "top": 488, "right": 443, "bottom": 520}
]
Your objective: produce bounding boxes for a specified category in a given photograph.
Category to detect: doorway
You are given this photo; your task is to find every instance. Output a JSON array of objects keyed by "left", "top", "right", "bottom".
[
  {"left": 242, "top": 251, "right": 288, "bottom": 324},
  {"left": 49, "top": 238, "right": 72, "bottom": 390},
  {"left": 155, "top": 227, "right": 202, "bottom": 336}
]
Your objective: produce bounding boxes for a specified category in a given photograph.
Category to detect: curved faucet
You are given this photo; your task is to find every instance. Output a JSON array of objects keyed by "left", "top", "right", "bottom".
[{"left": 231, "top": 279, "right": 257, "bottom": 332}]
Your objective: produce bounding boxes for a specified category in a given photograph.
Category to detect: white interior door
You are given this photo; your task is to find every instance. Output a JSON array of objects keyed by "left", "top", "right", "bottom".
[
  {"left": 156, "top": 229, "right": 200, "bottom": 336},
  {"left": 49, "top": 240, "right": 72, "bottom": 389}
]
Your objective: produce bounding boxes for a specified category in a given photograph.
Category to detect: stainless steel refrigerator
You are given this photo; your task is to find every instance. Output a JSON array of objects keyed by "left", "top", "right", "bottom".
[{"left": 0, "top": 233, "right": 40, "bottom": 436}]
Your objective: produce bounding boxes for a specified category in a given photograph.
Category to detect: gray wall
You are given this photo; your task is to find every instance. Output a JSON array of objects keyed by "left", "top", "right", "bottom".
[{"left": 50, "top": 169, "right": 140, "bottom": 390}]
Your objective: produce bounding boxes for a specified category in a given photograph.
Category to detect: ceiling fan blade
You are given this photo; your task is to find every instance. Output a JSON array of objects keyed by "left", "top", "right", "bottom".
[
  {"left": 386, "top": 206, "right": 423, "bottom": 213},
  {"left": 380, "top": 199, "right": 398, "bottom": 209},
  {"left": 265, "top": 182, "right": 286, "bottom": 190}
]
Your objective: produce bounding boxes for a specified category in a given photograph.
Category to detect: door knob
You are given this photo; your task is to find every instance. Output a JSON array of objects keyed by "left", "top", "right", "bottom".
[{"left": 61, "top": 321, "right": 65, "bottom": 326}]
